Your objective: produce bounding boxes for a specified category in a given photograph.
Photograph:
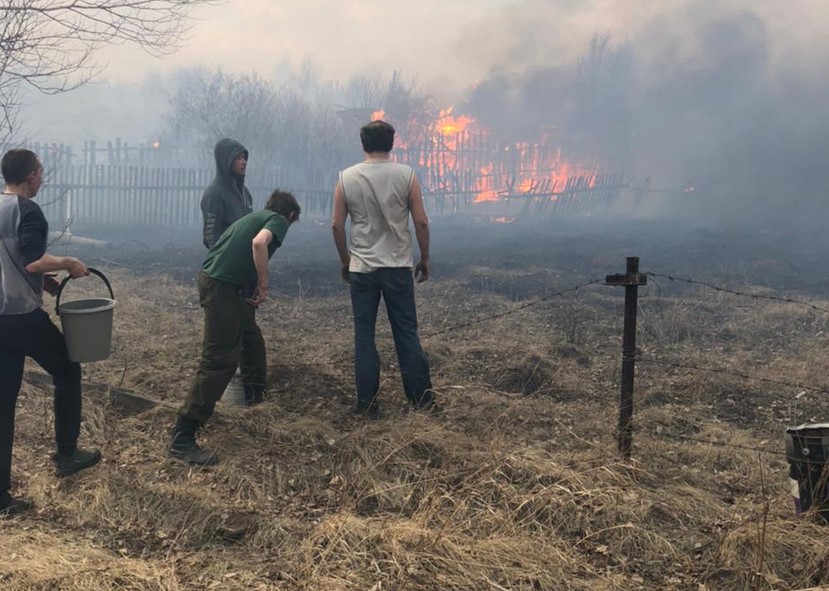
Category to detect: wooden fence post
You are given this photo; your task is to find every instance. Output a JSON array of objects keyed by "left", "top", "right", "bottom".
[{"left": 606, "top": 257, "right": 647, "bottom": 460}]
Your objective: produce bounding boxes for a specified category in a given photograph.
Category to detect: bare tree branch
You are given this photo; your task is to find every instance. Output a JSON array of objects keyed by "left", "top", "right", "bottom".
[{"left": 0, "top": 0, "right": 222, "bottom": 141}]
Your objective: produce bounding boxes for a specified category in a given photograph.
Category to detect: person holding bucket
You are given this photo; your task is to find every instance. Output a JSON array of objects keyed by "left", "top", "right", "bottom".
[
  {"left": 0, "top": 148, "right": 101, "bottom": 517},
  {"left": 168, "top": 190, "right": 301, "bottom": 466}
]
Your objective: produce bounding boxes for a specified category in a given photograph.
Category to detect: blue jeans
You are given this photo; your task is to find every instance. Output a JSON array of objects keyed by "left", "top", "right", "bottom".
[{"left": 350, "top": 268, "right": 432, "bottom": 408}]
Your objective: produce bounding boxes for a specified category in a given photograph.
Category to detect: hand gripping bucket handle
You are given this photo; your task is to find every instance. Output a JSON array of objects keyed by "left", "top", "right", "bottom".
[
  {"left": 55, "top": 268, "right": 115, "bottom": 311},
  {"left": 56, "top": 268, "right": 116, "bottom": 363}
]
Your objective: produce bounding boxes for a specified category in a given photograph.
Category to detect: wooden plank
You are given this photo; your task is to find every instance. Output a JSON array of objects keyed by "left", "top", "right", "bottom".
[{"left": 24, "top": 370, "right": 160, "bottom": 416}]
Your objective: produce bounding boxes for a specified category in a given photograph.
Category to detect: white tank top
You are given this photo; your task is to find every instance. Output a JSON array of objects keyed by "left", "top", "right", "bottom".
[{"left": 339, "top": 160, "right": 415, "bottom": 273}]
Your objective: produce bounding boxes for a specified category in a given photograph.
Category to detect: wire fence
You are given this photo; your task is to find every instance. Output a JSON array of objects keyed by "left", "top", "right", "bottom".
[
  {"left": 629, "top": 270, "right": 829, "bottom": 461},
  {"left": 147, "top": 276, "right": 608, "bottom": 385},
  {"left": 639, "top": 271, "right": 829, "bottom": 405},
  {"left": 41, "top": 257, "right": 829, "bottom": 461},
  {"left": 422, "top": 278, "right": 603, "bottom": 338},
  {"left": 646, "top": 272, "right": 829, "bottom": 315}
]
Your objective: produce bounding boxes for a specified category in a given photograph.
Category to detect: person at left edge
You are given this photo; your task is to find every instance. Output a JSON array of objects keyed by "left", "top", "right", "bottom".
[
  {"left": 169, "top": 190, "right": 301, "bottom": 466},
  {"left": 0, "top": 148, "right": 102, "bottom": 518}
]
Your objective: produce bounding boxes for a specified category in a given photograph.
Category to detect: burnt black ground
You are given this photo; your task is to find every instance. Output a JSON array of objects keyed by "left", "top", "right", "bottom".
[{"left": 52, "top": 214, "right": 829, "bottom": 299}]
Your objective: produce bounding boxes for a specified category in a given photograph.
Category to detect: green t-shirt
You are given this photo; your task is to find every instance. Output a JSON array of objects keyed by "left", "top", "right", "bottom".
[{"left": 202, "top": 210, "right": 289, "bottom": 287}]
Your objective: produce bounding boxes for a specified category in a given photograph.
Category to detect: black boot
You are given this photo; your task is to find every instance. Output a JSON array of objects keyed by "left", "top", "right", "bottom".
[
  {"left": 243, "top": 384, "right": 264, "bottom": 406},
  {"left": 168, "top": 416, "right": 218, "bottom": 466},
  {"left": 0, "top": 492, "right": 32, "bottom": 518}
]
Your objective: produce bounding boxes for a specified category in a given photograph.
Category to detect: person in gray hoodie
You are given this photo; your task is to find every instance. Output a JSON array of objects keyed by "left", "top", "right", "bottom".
[
  {"left": 201, "top": 138, "right": 253, "bottom": 249},
  {"left": 200, "top": 138, "right": 264, "bottom": 405}
]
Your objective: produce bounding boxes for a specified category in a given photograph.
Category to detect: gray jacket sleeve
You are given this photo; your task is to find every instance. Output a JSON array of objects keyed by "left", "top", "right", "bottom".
[{"left": 201, "top": 191, "right": 225, "bottom": 249}]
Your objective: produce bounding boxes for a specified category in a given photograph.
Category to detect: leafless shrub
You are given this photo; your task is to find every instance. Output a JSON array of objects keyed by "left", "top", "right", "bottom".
[{"left": 0, "top": 0, "right": 219, "bottom": 141}]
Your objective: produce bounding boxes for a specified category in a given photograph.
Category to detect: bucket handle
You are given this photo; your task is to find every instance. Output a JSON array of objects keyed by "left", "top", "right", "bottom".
[{"left": 56, "top": 268, "right": 115, "bottom": 311}]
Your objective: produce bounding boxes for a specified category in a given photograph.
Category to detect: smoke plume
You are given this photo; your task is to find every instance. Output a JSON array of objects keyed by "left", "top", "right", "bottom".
[{"left": 456, "top": 0, "right": 829, "bottom": 225}]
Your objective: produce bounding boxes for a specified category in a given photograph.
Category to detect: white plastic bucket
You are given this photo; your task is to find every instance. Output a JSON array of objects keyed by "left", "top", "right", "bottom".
[{"left": 56, "top": 268, "right": 116, "bottom": 363}]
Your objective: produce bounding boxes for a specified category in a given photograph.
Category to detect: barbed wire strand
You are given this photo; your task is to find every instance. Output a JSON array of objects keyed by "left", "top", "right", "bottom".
[
  {"left": 638, "top": 357, "right": 829, "bottom": 395},
  {"left": 654, "top": 431, "right": 786, "bottom": 457},
  {"left": 638, "top": 357, "right": 829, "bottom": 417},
  {"left": 235, "top": 354, "right": 829, "bottom": 420},
  {"left": 423, "top": 278, "right": 603, "bottom": 338},
  {"left": 96, "top": 268, "right": 829, "bottom": 416},
  {"left": 646, "top": 272, "right": 829, "bottom": 315},
  {"left": 56, "top": 268, "right": 828, "bottom": 465},
  {"left": 158, "top": 277, "right": 605, "bottom": 388}
]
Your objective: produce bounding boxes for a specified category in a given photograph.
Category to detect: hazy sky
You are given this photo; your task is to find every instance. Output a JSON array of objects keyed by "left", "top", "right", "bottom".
[
  {"left": 101, "top": 0, "right": 518, "bottom": 94},
  {"left": 97, "top": 0, "right": 828, "bottom": 94}
]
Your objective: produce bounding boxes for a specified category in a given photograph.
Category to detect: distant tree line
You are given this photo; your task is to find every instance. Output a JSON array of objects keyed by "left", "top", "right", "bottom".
[{"left": 163, "top": 66, "right": 437, "bottom": 176}]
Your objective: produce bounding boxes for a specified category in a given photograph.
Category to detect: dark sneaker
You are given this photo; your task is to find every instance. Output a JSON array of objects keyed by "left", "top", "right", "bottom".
[
  {"left": 53, "top": 448, "right": 102, "bottom": 477},
  {"left": 0, "top": 495, "right": 32, "bottom": 518},
  {"left": 352, "top": 401, "right": 380, "bottom": 419},
  {"left": 169, "top": 440, "right": 219, "bottom": 466}
]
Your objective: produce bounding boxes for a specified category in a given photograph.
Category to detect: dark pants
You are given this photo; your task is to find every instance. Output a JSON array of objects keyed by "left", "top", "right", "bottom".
[
  {"left": 350, "top": 268, "right": 432, "bottom": 408},
  {"left": 0, "top": 308, "right": 82, "bottom": 495},
  {"left": 179, "top": 272, "right": 266, "bottom": 422},
  {"left": 239, "top": 283, "right": 261, "bottom": 387}
]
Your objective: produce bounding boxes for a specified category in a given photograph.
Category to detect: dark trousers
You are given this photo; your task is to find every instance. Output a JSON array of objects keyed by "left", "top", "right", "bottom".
[
  {"left": 239, "top": 283, "right": 261, "bottom": 388},
  {"left": 350, "top": 268, "right": 432, "bottom": 408},
  {"left": 0, "top": 308, "right": 82, "bottom": 494},
  {"left": 179, "top": 272, "right": 266, "bottom": 422}
]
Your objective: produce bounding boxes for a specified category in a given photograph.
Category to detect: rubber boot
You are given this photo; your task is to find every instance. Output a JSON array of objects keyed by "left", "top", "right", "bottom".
[
  {"left": 243, "top": 384, "right": 264, "bottom": 406},
  {"left": 168, "top": 416, "right": 218, "bottom": 466}
]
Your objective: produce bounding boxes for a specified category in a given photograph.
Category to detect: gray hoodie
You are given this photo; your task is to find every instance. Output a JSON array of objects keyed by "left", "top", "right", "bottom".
[{"left": 200, "top": 138, "right": 253, "bottom": 249}]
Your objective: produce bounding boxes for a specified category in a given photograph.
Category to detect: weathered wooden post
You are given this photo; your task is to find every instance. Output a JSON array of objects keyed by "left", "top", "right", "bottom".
[{"left": 606, "top": 257, "right": 647, "bottom": 460}]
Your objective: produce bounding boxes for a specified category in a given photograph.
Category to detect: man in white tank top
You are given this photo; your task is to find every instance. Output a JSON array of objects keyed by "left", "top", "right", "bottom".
[{"left": 332, "top": 120, "right": 436, "bottom": 417}]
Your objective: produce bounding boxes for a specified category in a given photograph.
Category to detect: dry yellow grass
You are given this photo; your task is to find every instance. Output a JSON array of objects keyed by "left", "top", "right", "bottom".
[{"left": 4, "top": 265, "right": 829, "bottom": 590}]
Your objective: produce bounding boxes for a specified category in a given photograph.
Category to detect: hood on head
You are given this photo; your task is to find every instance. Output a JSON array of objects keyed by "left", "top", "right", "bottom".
[{"left": 214, "top": 138, "right": 249, "bottom": 179}]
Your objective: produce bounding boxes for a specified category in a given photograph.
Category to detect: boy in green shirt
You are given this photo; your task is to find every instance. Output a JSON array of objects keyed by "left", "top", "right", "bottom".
[{"left": 169, "top": 190, "right": 301, "bottom": 466}]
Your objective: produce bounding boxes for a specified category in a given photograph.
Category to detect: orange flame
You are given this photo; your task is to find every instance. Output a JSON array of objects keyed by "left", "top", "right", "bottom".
[
  {"left": 436, "top": 109, "right": 473, "bottom": 136},
  {"left": 379, "top": 106, "right": 599, "bottom": 211},
  {"left": 475, "top": 164, "right": 499, "bottom": 203},
  {"left": 371, "top": 110, "right": 385, "bottom": 121}
]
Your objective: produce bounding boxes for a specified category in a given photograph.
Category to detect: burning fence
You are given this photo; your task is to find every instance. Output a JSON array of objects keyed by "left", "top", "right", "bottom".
[
  {"left": 25, "top": 105, "right": 625, "bottom": 229},
  {"left": 374, "top": 108, "right": 624, "bottom": 218}
]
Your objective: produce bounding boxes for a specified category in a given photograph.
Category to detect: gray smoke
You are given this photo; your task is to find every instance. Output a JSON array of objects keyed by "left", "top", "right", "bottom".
[{"left": 456, "top": 0, "right": 829, "bottom": 226}]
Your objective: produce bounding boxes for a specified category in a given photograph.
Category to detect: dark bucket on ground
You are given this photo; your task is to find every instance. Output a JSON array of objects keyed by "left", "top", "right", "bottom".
[
  {"left": 56, "top": 268, "right": 116, "bottom": 363},
  {"left": 786, "top": 423, "right": 829, "bottom": 523}
]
